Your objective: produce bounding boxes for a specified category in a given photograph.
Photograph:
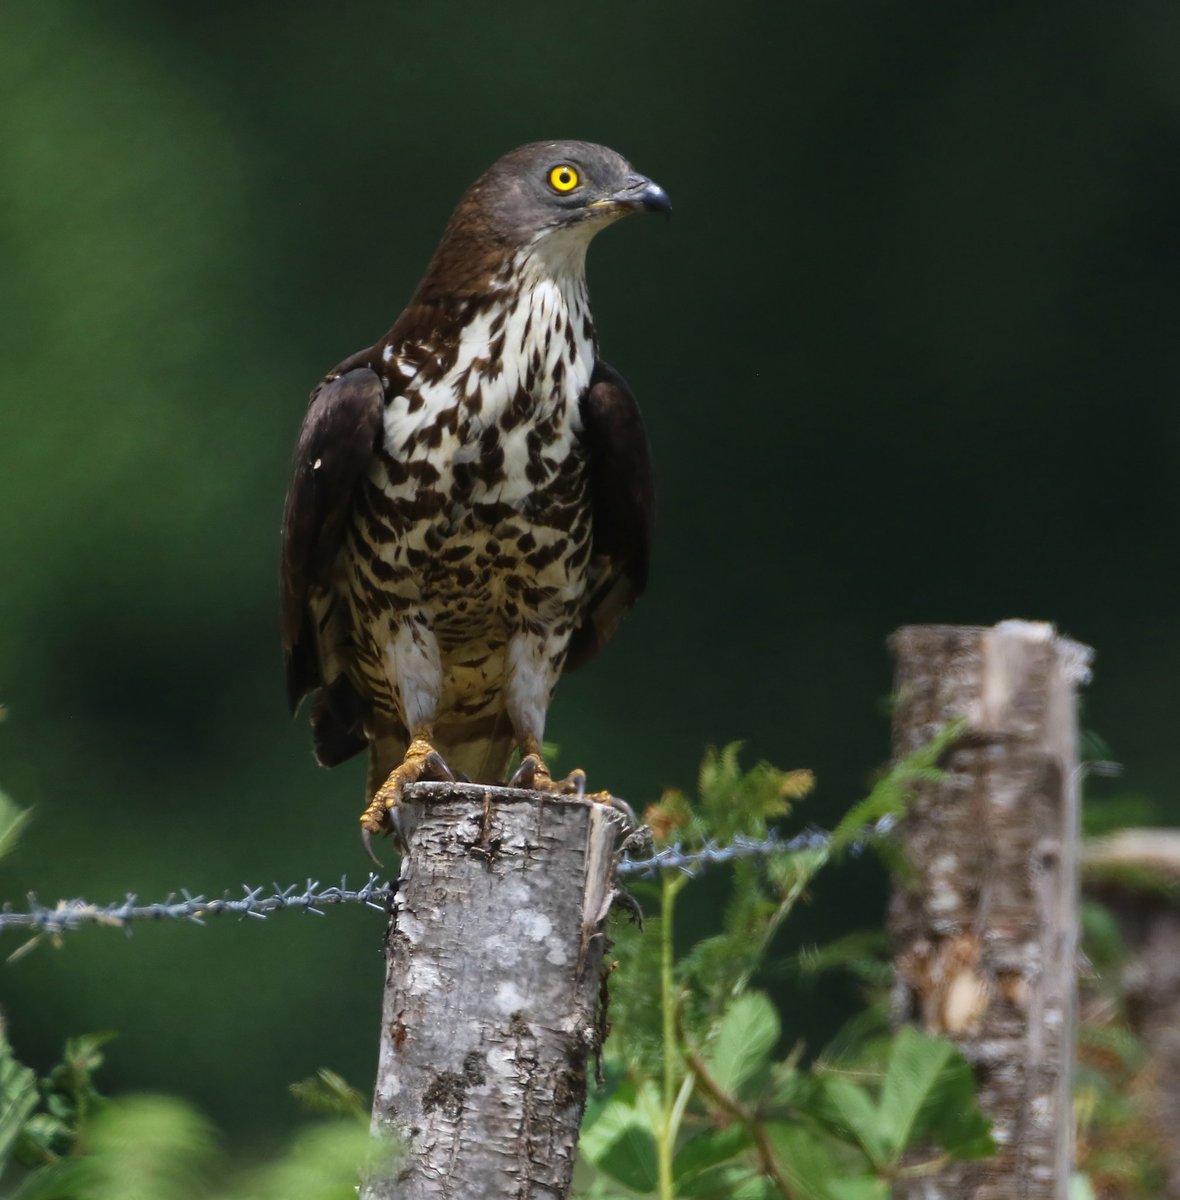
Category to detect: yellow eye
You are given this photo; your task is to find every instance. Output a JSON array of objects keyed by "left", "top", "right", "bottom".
[{"left": 548, "top": 164, "right": 579, "bottom": 193}]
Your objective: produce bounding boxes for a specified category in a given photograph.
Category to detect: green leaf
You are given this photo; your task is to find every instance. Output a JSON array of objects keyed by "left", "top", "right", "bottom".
[
  {"left": 876, "top": 1027, "right": 993, "bottom": 1163},
  {"left": 0, "top": 1037, "right": 39, "bottom": 1165},
  {"left": 235, "top": 1120, "right": 397, "bottom": 1200},
  {"left": 676, "top": 1162, "right": 776, "bottom": 1198},
  {"left": 1070, "top": 1173, "right": 1098, "bottom": 1200},
  {"left": 788, "top": 932, "right": 892, "bottom": 988},
  {"left": 765, "top": 1123, "right": 857, "bottom": 1200},
  {"left": 673, "top": 1124, "right": 754, "bottom": 1186},
  {"left": 695, "top": 745, "right": 807, "bottom": 843},
  {"left": 13, "top": 1114, "right": 73, "bottom": 1168},
  {"left": 577, "top": 1083, "right": 659, "bottom": 1194},
  {"left": 830, "top": 721, "right": 961, "bottom": 854},
  {"left": 827, "top": 1180, "right": 889, "bottom": 1200},
  {"left": 1079, "top": 900, "right": 1125, "bottom": 972},
  {"left": 0, "top": 789, "right": 31, "bottom": 864},
  {"left": 289, "top": 1069, "right": 367, "bottom": 1121},
  {"left": 876, "top": 1027, "right": 953, "bottom": 1160},
  {"left": 593, "top": 1126, "right": 659, "bottom": 1194},
  {"left": 62, "top": 1095, "right": 214, "bottom": 1200},
  {"left": 767, "top": 1059, "right": 813, "bottom": 1109},
  {"left": 764, "top": 848, "right": 830, "bottom": 909},
  {"left": 702, "top": 992, "right": 780, "bottom": 1095},
  {"left": 819, "top": 1075, "right": 888, "bottom": 1169},
  {"left": 907, "top": 1043, "right": 994, "bottom": 1160}
]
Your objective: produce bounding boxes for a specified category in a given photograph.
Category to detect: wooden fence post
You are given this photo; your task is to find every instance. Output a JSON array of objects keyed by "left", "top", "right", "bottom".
[
  {"left": 361, "top": 781, "right": 629, "bottom": 1200},
  {"left": 888, "top": 621, "right": 1092, "bottom": 1200},
  {"left": 1084, "top": 829, "right": 1180, "bottom": 1193}
]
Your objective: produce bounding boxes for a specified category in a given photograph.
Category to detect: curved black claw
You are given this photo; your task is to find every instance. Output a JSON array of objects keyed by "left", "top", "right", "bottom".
[
  {"left": 603, "top": 795, "right": 637, "bottom": 828},
  {"left": 422, "top": 751, "right": 455, "bottom": 782},
  {"left": 509, "top": 755, "right": 540, "bottom": 790},
  {"left": 361, "top": 824, "right": 383, "bottom": 867},
  {"left": 610, "top": 887, "right": 645, "bottom": 929},
  {"left": 360, "top": 806, "right": 412, "bottom": 864}
]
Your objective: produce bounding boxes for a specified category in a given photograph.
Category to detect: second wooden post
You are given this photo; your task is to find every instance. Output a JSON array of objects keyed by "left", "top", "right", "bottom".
[{"left": 889, "top": 621, "right": 1091, "bottom": 1200}]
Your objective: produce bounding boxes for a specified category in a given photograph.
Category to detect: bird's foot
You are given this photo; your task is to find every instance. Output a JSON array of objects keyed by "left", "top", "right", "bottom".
[
  {"left": 359, "top": 737, "right": 454, "bottom": 859},
  {"left": 509, "top": 752, "right": 584, "bottom": 796},
  {"left": 508, "top": 755, "right": 637, "bottom": 827}
]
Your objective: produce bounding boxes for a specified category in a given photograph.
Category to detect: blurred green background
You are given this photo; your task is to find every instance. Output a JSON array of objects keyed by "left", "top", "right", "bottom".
[{"left": 3, "top": 0, "right": 1179, "bottom": 1153}]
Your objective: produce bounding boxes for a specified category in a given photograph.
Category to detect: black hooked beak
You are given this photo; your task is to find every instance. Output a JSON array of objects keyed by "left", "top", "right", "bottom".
[{"left": 600, "top": 173, "right": 673, "bottom": 216}]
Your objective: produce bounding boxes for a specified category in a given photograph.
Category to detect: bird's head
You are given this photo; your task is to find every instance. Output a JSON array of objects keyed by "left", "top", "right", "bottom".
[
  {"left": 476, "top": 140, "right": 670, "bottom": 234},
  {"left": 436, "top": 141, "right": 669, "bottom": 274},
  {"left": 414, "top": 142, "right": 669, "bottom": 301}
]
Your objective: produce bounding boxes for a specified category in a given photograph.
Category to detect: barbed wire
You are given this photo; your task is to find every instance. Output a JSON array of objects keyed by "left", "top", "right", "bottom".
[
  {"left": 617, "top": 816, "right": 894, "bottom": 877},
  {"left": 0, "top": 818, "right": 896, "bottom": 939},
  {"left": 0, "top": 875, "right": 395, "bottom": 938}
]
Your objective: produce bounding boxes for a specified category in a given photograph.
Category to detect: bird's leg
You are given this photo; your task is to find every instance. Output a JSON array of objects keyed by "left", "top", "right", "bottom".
[
  {"left": 504, "top": 631, "right": 583, "bottom": 794},
  {"left": 360, "top": 619, "right": 452, "bottom": 852},
  {"left": 359, "top": 724, "right": 454, "bottom": 841},
  {"left": 502, "top": 631, "right": 635, "bottom": 825}
]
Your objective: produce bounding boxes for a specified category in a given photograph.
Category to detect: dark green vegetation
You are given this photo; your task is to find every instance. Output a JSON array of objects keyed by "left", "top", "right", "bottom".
[
  {"left": 0, "top": 1025, "right": 393, "bottom": 1200},
  {"left": 3, "top": 0, "right": 1179, "bottom": 1156},
  {"left": 577, "top": 741, "right": 993, "bottom": 1199},
  {"left": 0, "top": 751, "right": 1160, "bottom": 1197},
  {"left": 2, "top": 749, "right": 996, "bottom": 1199}
]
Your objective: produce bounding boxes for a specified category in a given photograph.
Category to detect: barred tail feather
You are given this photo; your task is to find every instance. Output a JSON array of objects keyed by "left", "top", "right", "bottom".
[
  {"left": 434, "top": 707, "right": 516, "bottom": 785},
  {"left": 310, "top": 681, "right": 369, "bottom": 767}
]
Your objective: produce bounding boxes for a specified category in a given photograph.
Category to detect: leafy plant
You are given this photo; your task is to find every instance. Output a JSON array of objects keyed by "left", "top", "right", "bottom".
[
  {"left": 576, "top": 738, "right": 992, "bottom": 1199},
  {"left": 0, "top": 736, "right": 992, "bottom": 1199},
  {"left": 0, "top": 790, "right": 30, "bottom": 869},
  {"left": 4, "top": 1028, "right": 113, "bottom": 1171},
  {"left": 1071, "top": 902, "right": 1170, "bottom": 1199},
  {"left": 0, "top": 1024, "right": 394, "bottom": 1200},
  {"left": 0, "top": 929, "right": 390, "bottom": 1200}
]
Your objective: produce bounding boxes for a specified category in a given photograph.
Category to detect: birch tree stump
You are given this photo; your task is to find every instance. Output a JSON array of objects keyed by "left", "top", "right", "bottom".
[
  {"left": 362, "top": 781, "right": 630, "bottom": 1200},
  {"left": 888, "top": 621, "right": 1092, "bottom": 1200}
]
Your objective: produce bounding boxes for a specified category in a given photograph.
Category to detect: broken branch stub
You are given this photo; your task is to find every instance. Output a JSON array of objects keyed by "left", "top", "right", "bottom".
[
  {"left": 889, "top": 621, "right": 1092, "bottom": 1200},
  {"left": 362, "top": 782, "right": 630, "bottom": 1200}
]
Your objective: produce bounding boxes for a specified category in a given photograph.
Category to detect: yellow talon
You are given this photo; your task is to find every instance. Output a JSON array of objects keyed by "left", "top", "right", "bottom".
[{"left": 359, "top": 735, "right": 452, "bottom": 836}]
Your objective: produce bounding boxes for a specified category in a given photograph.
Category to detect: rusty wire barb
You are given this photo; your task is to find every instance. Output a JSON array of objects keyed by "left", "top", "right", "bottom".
[{"left": 0, "top": 818, "right": 896, "bottom": 939}]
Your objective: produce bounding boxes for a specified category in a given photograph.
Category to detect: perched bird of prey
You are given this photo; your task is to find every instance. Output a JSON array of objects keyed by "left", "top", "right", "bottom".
[{"left": 280, "top": 141, "right": 667, "bottom": 842}]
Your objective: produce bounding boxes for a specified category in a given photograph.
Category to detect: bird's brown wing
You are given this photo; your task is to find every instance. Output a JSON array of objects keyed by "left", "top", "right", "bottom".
[
  {"left": 280, "top": 367, "right": 385, "bottom": 721},
  {"left": 564, "top": 359, "right": 654, "bottom": 672}
]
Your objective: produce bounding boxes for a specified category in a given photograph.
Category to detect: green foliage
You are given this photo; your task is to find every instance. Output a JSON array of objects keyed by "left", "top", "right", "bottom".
[
  {"left": 0, "top": 1021, "right": 393, "bottom": 1200},
  {"left": 0, "top": 1033, "right": 37, "bottom": 1171},
  {"left": 4, "top": 1095, "right": 390, "bottom": 1200},
  {"left": 288, "top": 1071, "right": 367, "bottom": 1123},
  {"left": 1072, "top": 897, "right": 1170, "bottom": 1199},
  {"left": 827, "top": 722, "right": 961, "bottom": 857},
  {"left": 0, "top": 792, "right": 30, "bottom": 868},
  {"left": 701, "top": 994, "right": 779, "bottom": 1095},
  {"left": 815, "top": 1027, "right": 992, "bottom": 1167},
  {"left": 786, "top": 933, "right": 892, "bottom": 992},
  {"left": 577, "top": 742, "right": 992, "bottom": 1199},
  {"left": 229, "top": 1122, "right": 393, "bottom": 1200},
  {"left": 12, "top": 1097, "right": 217, "bottom": 1200},
  {"left": 0, "top": 1020, "right": 111, "bottom": 1172}
]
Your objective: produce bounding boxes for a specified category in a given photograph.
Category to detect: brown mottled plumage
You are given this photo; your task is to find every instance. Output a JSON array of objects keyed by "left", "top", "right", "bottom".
[{"left": 280, "top": 141, "right": 666, "bottom": 838}]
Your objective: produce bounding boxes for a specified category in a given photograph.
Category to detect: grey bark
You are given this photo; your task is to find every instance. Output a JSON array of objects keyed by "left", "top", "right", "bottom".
[
  {"left": 362, "top": 782, "right": 630, "bottom": 1200},
  {"left": 888, "top": 621, "right": 1092, "bottom": 1200}
]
